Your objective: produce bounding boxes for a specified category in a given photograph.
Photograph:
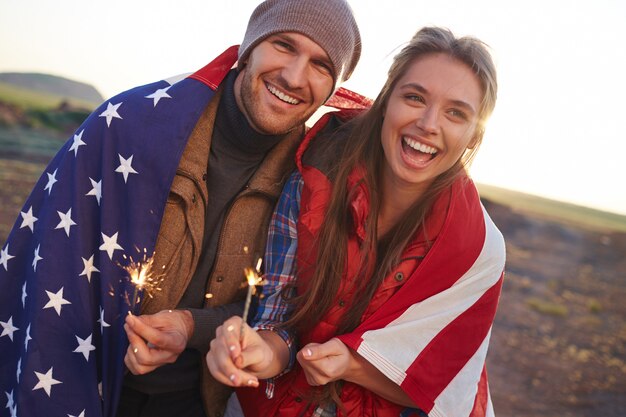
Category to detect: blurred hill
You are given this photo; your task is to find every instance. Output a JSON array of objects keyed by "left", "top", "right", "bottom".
[
  {"left": 0, "top": 75, "right": 625, "bottom": 416},
  {"left": 0, "top": 74, "right": 99, "bottom": 240},
  {"left": 478, "top": 183, "right": 626, "bottom": 233},
  {"left": 0, "top": 72, "right": 103, "bottom": 106}
]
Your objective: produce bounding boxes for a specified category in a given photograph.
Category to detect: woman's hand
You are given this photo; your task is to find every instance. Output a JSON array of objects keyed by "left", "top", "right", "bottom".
[
  {"left": 299, "top": 338, "right": 418, "bottom": 408},
  {"left": 206, "top": 316, "right": 290, "bottom": 387},
  {"left": 206, "top": 316, "right": 264, "bottom": 387},
  {"left": 297, "top": 338, "right": 354, "bottom": 386}
]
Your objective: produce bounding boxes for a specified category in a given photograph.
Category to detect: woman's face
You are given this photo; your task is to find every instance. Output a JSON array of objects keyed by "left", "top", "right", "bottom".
[{"left": 380, "top": 53, "right": 482, "bottom": 197}]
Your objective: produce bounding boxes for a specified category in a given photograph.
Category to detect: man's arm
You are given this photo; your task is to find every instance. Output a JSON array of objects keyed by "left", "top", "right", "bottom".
[{"left": 186, "top": 301, "right": 244, "bottom": 352}]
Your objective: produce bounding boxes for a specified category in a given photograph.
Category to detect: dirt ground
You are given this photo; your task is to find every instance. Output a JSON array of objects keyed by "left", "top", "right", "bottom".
[{"left": 484, "top": 200, "right": 626, "bottom": 416}]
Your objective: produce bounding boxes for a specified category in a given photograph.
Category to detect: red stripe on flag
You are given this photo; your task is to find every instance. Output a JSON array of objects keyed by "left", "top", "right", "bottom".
[
  {"left": 401, "top": 276, "right": 503, "bottom": 409},
  {"left": 189, "top": 45, "right": 238, "bottom": 90},
  {"left": 340, "top": 179, "right": 486, "bottom": 339},
  {"left": 470, "top": 364, "right": 490, "bottom": 417}
]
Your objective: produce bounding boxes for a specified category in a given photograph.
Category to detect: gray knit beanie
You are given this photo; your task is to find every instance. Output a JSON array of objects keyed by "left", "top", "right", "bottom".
[{"left": 238, "top": 0, "right": 361, "bottom": 88}]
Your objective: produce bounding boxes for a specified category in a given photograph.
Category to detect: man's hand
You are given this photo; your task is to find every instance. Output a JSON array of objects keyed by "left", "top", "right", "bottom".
[
  {"left": 123, "top": 309, "right": 194, "bottom": 375},
  {"left": 297, "top": 338, "right": 353, "bottom": 386}
]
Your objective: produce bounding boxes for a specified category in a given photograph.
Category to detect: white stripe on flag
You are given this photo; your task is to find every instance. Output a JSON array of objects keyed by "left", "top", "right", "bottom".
[
  {"left": 430, "top": 328, "right": 492, "bottom": 417},
  {"left": 356, "top": 208, "right": 505, "bottom": 382}
]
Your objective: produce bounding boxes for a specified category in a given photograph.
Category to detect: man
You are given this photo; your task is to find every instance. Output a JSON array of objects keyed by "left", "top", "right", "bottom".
[{"left": 0, "top": 1, "right": 361, "bottom": 416}]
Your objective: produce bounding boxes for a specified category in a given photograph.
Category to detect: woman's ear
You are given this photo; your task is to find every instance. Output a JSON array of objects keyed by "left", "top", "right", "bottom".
[
  {"left": 467, "top": 127, "right": 484, "bottom": 150},
  {"left": 467, "top": 136, "right": 479, "bottom": 150}
]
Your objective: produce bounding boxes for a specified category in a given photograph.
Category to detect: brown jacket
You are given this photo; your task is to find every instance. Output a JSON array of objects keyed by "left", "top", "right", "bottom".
[{"left": 141, "top": 88, "right": 302, "bottom": 417}]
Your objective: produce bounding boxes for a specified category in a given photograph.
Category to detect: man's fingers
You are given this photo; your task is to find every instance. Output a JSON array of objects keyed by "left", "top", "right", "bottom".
[
  {"left": 126, "top": 314, "right": 159, "bottom": 340},
  {"left": 125, "top": 344, "right": 157, "bottom": 375},
  {"left": 126, "top": 315, "right": 172, "bottom": 348},
  {"left": 126, "top": 314, "right": 186, "bottom": 352},
  {"left": 125, "top": 326, "right": 179, "bottom": 370},
  {"left": 124, "top": 323, "right": 148, "bottom": 348},
  {"left": 134, "top": 344, "right": 176, "bottom": 366}
]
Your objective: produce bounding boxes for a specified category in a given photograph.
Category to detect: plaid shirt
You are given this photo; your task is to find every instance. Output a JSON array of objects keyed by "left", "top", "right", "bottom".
[{"left": 251, "top": 171, "right": 302, "bottom": 397}]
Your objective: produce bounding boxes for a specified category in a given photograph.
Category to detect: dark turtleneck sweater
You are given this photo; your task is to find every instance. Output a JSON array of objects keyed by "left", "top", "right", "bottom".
[{"left": 123, "top": 69, "right": 289, "bottom": 394}]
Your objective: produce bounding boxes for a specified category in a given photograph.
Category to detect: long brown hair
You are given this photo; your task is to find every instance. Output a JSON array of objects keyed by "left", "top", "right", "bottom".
[{"left": 284, "top": 26, "right": 498, "bottom": 408}]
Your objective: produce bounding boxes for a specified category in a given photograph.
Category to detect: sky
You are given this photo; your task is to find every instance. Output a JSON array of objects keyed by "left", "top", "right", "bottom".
[{"left": 1, "top": 0, "right": 625, "bottom": 215}]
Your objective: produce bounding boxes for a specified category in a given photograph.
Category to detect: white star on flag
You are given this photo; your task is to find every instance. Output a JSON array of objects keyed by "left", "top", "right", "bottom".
[
  {"left": 21, "top": 282, "right": 27, "bottom": 308},
  {"left": 86, "top": 177, "right": 102, "bottom": 205},
  {"left": 1, "top": 244, "right": 15, "bottom": 271},
  {"left": 73, "top": 334, "right": 96, "bottom": 361},
  {"left": 68, "top": 129, "right": 86, "bottom": 157},
  {"left": 10, "top": 404, "right": 16, "bottom": 417},
  {"left": 69, "top": 410, "right": 86, "bottom": 417},
  {"left": 20, "top": 206, "right": 38, "bottom": 232},
  {"left": 98, "top": 307, "right": 110, "bottom": 333},
  {"left": 80, "top": 254, "right": 100, "bottom": 283},
  {"left": 25, "top": 324, "right": 32, "bottom": 351},
  {"left": 99, "top": 102, "right": 123, "bottom": 127},
  {"left": 115, "top": 154, "right": 138, "bottom": 183},
  {"left": 55, "top": 208, "right": 77, "bottom": 237},
  {"left": 44, "top": 169, "right": 58, "bottom": 195},
  {"left": 43, "top": 287, "right": 71, "bottom": 316},
  {"left": 16, "top": 359, "right": 21, "bottom": 383},
  {"left": 32, "top": 244, "right": 43, "bottom": 271},
  {"left": 99, "top": 232, "right": 123, "bottom": 260},
  {"left": 5, "top": 390, "right": 14, "bottom": 410},
  {"left": 145, "top": 86, "right": 172, "bottom": 107},
  {"left": 33, "top": 367, "right": 62, "bottom": 397},
  {"left": 0, "top": 317, "right": 19, "bottom": 341}
]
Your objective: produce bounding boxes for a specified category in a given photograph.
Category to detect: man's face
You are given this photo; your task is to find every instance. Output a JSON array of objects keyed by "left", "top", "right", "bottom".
[{"left": 234, "top": 32, "right": 335, "bottom": 135}]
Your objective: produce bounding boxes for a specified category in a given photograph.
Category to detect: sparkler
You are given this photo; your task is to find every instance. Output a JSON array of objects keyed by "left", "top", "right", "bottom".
[
  {"left": 240, "top": 257, "right": 263, "bottom": 341},
  {"left": 121, "top": 249, "right": 164, "bottom": 314}
]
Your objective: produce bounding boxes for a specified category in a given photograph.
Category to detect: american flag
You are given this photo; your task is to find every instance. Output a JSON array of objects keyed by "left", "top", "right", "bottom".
[
  {"left": 0, "top": 47, "right": 238, "bottom": 417},
  {"left": 337, "top": 176, "right": 506, "bottom": 417}
]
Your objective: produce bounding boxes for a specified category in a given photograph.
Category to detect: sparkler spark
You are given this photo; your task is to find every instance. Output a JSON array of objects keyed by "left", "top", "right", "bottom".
[{"left": 120, "top": 249, "right": 164, "bottom": 314}]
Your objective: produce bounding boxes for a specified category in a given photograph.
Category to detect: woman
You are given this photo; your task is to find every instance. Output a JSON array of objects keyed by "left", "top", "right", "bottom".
[{"left": 207, "top": 27, "right": 504, "bottom": 417}]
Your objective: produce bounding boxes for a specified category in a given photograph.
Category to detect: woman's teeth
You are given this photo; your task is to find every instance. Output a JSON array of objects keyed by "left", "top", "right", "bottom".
[{"left": 403, "top": 137, "right": 437, "bottom": 155}]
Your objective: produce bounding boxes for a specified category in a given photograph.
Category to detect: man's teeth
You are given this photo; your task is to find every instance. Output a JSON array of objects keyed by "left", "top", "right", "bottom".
[
  {"left": 403, "top": 137, "right": 437, "bottom": 154},
  {"left": 266, "top": 84, "right": 299, "bottom": 104}
]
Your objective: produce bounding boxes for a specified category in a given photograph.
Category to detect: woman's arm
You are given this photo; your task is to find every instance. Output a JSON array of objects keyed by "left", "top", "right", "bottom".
[{"left": 297, "top": 338, "right": 417, "bottom": 407}]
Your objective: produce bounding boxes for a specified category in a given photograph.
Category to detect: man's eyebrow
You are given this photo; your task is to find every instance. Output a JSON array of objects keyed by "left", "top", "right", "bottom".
[
  {"left": 272, "top": 33, "right": 293, "bottom": 42},
  {"left": 272, "top": 33, "right": 332, "bottom": 66}
]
